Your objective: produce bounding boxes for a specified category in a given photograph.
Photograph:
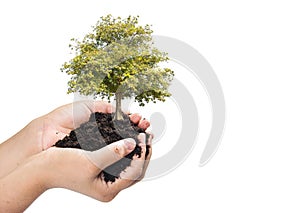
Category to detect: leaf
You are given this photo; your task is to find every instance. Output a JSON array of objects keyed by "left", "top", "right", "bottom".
[{"left": 61, "top": 15, "right": 174, "bottom": 106}]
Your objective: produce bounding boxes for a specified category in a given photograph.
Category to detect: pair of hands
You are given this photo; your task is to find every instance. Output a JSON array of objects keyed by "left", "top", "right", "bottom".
[{"left": 0, "top": 101, "right": 152, "bottom": 212}]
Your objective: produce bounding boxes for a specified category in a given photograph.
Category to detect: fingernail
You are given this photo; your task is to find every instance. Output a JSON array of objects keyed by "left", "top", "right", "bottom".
[{"left": 123, "top": 138, "right": 136, "bottom": 150}]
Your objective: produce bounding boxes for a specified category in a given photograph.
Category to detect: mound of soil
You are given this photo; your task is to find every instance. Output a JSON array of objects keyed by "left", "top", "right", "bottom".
[{"left": 54, "top": 112, "right": 149, "bottom": 182}]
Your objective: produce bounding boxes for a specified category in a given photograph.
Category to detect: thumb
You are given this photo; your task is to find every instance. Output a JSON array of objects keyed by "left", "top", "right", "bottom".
[{"left": 85, "top": 138, "right": 136, "bottom": 172}]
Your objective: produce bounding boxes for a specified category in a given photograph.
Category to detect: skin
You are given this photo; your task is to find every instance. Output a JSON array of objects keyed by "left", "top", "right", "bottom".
[{"left": 0, "top": 101, "right": 152, "bottom": 213}]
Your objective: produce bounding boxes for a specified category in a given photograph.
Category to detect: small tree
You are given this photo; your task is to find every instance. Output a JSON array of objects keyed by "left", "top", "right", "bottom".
[{"left": 62, "top": 15, "right": 174, "bottom": 120}]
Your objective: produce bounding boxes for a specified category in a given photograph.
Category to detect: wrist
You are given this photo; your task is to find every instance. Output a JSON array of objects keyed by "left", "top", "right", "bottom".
[
  {"left": 22, "top": 153, "right": 50, "bottom": 191},
  {"left": 0, "top": 118, "right": 42, "bottom": 178},
  {"left": 28, "top": 150, "right": 57, "bottom": 190},
  {"left": 0, "top": 153, "right": 49, "bottom": 212},
  {"left": 34, "top": 148, "right": 69, "bottom": 190}
]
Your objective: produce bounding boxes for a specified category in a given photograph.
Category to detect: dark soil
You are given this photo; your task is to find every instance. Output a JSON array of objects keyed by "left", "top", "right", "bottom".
[{"left": 54, "top": 112, "right": 149, "bottom": 182}]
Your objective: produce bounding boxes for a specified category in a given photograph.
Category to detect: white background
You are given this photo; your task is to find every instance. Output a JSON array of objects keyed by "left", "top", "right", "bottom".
[{"left": 0, "top": 0, "right": 300, "bottom": 212}]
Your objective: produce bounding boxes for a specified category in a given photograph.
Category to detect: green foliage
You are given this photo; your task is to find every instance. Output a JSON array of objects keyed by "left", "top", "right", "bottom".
[{"left": 62, "top": 15, "right": 174, "bottom": 106}]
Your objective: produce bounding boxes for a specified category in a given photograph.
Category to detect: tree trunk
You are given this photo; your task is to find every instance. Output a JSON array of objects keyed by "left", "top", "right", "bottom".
[{"left": 114, "top": 92, "right": 123, "bottom": 120}]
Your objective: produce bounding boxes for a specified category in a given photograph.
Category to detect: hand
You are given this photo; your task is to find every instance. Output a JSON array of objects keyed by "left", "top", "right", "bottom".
[
  {"left": 44, "top": 133, "right": 152, "bottom": 201},
  {"left": 40, "top": 100, "right": 150, "bottom": 150},
  {"left": 0, "top": 133, "right": 153, "bottom": 212},
  {"left": 0, "top": 101, "right": 150, "bottom": 178}
]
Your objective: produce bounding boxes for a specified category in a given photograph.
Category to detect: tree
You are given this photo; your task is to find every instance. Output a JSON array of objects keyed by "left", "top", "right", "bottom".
[{"left": 62, "top": 15, "right": 174, "bottom": 120}]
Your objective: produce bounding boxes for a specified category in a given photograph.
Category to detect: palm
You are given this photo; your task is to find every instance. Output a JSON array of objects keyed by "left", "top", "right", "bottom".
[{"left": 40, "top": 101, "right": 149, "bottom": 150}]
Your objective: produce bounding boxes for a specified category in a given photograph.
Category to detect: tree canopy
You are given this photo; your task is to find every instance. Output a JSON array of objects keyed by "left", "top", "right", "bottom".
[{"left": 62, "top": 15, "right": 174, "bottom": 108}]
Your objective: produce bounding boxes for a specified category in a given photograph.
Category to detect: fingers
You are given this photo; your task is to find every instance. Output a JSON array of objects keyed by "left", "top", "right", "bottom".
[
  {"left": 121, "top": 133, "right": 147, "bottom": 181},
  {"left": 129, "top": 113, "right": 142, "bottom": 124},
  {"left": 108, "top": 133, "right": 147, "bottom": 192},
  {"left": 129, "top": 114, "right": 150, "bottom": 130},
  {"left": 131, "top": 133, "right": 153, "bottom": 185},
  {"left": 138, "top": 119, "right": 150, "bottom": 130},
  {"left": 81, "top": 100, "right": 114, "bottom": 115},
  {"left": 91, "top": 133, "right": 153, "bottom": 202},
  {"left": 85, "top": 138, "right": 136, "bottom": 173},
  {"left": 47, "top": 101, "right": 114, "bottom": 130},
  {"left": 93, "top": 101, "right": 115, "bottom": 114},
  {"left": 142, "top": 133, "right": 153, "bottom": 174}
]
